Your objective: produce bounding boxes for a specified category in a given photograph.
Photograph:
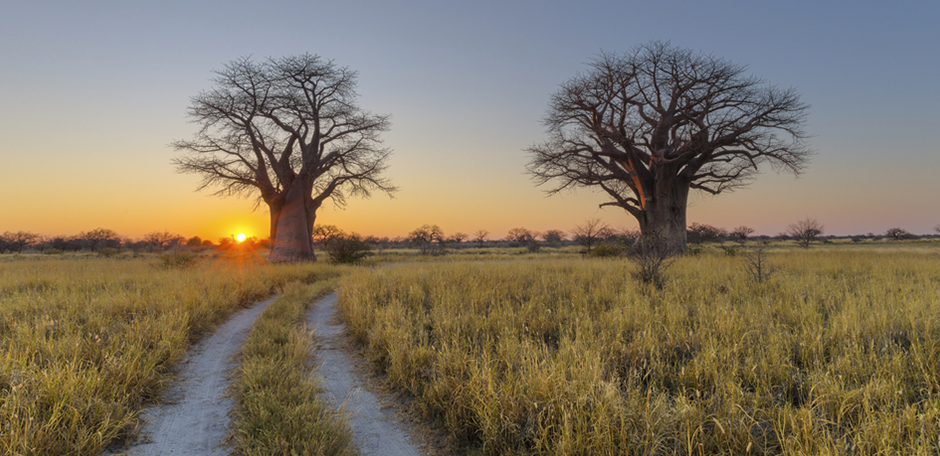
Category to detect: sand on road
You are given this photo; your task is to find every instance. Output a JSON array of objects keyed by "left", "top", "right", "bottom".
[
  {"left": 306, "top": 293, "right": 427, "bottom": 456},
  {"left": 107, "top": 290, "right": 432, "bottom": 456},
  {"left": 106, "top": 296, "right": 277, "bottom": 456}
]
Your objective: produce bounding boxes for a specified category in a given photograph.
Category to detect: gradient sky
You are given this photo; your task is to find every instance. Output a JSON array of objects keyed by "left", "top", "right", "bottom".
[{"left": 2, "top": 1, "right": 938, "bottom": 241}]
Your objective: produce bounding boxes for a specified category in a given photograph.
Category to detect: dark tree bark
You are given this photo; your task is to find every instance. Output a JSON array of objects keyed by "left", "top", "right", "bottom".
[
  {"left": 173, "top": 55, "right": 396, "bottom": 262},
  {"left": 527, "top": 41, "right": 812, "bottom": 253}
]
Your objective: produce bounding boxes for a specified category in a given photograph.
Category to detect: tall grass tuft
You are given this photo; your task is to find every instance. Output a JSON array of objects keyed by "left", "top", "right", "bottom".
[
  {"left": 339, "top": 249, "right": 940, "bottom": 455},
  {"left": 0, "top": 255, "right": 341, "bottom": 454}
]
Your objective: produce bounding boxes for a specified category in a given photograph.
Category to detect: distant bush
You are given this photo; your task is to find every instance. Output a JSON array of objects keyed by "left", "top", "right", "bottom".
[
  {"left": 42, "top": 248, "right": 64, "bottom": 255},
  {"left": 323, "top": 234, "right": 373, "bottom": 264},
  {"left": 98, "top": 247, "right": 120, "bottom": 257},
  {"left": 885, "top": 227, "right": 915, "bottom": 241},
  {"left": 157, "top": 251, "right": 198, "bottom": 269},
  {"left": 687, "top": 223, "right": 727, "bottom": 244},
  {"left": 588, "top": 243, "right": 625, "bottom": 258},
  {"left": 541, "top": 229, "right": 566, "bottom": 247}
]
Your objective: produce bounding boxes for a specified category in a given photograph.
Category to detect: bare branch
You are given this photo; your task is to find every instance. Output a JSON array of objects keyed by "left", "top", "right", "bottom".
[
  {"left": 527, "top": 40, "right": 812, "bottom": 214},
  {"left": 174, "top": 53, "right": 396, "bottom": 212}
]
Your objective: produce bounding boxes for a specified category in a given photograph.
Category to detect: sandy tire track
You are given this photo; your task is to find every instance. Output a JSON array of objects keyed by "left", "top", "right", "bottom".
[
  {"left": 105, "top": 295, "right": 278, "bottom": 456},
  {"left": 307, "top": 293, "right": 425, "bottom": 456}
]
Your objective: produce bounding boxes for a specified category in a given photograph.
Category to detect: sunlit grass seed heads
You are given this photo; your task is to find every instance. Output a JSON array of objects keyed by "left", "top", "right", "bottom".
[
  {"left": 339, "top": 249, "right": 940, "bottom": 455},
  {"left": 0, "top": 254, "right": 340, "bottom": 455}
]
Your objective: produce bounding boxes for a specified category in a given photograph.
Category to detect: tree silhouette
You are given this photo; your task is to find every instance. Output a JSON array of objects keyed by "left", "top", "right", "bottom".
[
  {"left": 410, "top": 225, "right": 444, "bottom": 255},
  {"left": 571, "top": 218, "right": 612, "bottom": 253},
  {"left": 174, "top": 54, "right": 395, "bottom": 262},
  {"left": 788, "top": 218, "right": 823, "bottom": 248},
  {"left": 528, "top": 41, "right": 811, "bottom": 253},
  {"left": 473, "top": 230, "right": 489, "bottom": 247},
  {"left": 884, "top": 227, "right": 914, "bottom": 241}
]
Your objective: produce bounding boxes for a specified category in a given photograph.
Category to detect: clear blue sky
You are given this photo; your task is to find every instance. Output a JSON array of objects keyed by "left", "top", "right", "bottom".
[{"left": 1, "top": 1, "right": 938, "bottom": 239}]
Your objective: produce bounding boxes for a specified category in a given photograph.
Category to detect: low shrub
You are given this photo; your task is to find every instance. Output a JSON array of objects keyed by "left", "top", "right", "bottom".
[
  {"left": 323, "top": 234, "right": 373, "bottom": 264},
  {"left": 587, "top": 243, "right": 625, "bottom": 258},
  {"left": 157, "top": 251, "right": 199, "bottom": 269},
  {"left": 98, "top": 247, "right": 120, "bottom": 257}
]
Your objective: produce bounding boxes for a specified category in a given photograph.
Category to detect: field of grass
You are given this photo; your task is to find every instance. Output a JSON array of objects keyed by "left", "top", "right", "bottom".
[
  {"left": 339, "top": 245, "right": 940, "bottom": 455},
  {"left": 0, "top": 252, "right": 341, "bottom": 455}
]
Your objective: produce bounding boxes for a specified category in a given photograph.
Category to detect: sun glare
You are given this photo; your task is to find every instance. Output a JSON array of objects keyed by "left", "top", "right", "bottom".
[{"left": 236, "top": 233, "right": 247, "bottom": 242}]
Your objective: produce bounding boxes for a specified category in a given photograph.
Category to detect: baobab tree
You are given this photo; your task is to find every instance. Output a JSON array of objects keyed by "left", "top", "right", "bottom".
[
  {"left": 174, "top": 54, "right": 395, "bottom": 262},
  {"left": 528, "top": 41, "right": 812, "bottom": 253}
]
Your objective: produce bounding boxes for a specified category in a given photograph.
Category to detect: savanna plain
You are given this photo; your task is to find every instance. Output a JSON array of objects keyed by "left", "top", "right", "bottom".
[{"left": 2, "top": 241, "right": 940, "bottom": 455}]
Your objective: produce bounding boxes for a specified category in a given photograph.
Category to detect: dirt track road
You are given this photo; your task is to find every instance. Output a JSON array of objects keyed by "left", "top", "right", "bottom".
[
  {"left": 111, "top": 296, "right": 277, "bottom": 456},
  {"left": 108, "top": 291, "right": 427, "bottom": 456},
  {"left": 306, "top": 292, "right": 425, "bottom": 456}
]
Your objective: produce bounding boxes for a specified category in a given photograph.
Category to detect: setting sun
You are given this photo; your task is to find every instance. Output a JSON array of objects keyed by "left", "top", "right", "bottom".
[{"left": 235, "top": 233, "right": 246, "bottom": 242}]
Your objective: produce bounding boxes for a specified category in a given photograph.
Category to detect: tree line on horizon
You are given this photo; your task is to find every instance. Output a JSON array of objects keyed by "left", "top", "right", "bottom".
[
  {"left": 0, "top": 228, "right": 245, "bottom": 254},
  {"left": 4, "top": 221, "right": 934, "bottom": 255}
]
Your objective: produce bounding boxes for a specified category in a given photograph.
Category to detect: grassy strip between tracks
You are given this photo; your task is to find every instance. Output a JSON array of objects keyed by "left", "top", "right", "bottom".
[{"left": 231, "top": 279, "right": 356, "bottom": 456}]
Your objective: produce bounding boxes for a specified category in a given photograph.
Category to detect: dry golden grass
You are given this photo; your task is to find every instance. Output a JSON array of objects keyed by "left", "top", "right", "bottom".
[
  {"left": 231, "top": 279, "right": 356, "bottom": 456},
  {"left": 339, "top": 247, "right": 940, "bottom": 455},
  {"left": 0, "top": 252, "right": 340, "bottom": 455}
]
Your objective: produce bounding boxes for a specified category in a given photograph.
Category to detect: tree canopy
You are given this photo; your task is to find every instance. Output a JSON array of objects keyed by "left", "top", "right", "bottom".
[
  {"left": 174, "top": 54, "right": 395, "bottom": 261},
  {"left": 528, "top": 41, "right": 812, "bottom": 252}
]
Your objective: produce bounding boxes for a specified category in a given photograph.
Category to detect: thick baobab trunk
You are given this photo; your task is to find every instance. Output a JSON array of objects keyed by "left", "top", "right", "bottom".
[
  {"left": 636, "top": 181, "right": 690, "bottom": 254},
  {"left": 268, "top": 180, "right": 316, "bottom": 262}
]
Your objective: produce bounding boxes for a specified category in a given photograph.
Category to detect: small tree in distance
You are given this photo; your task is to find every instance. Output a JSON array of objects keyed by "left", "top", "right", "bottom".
[
  {"left": 313, "top": 225, "right": 345, "bottom": 246},
  {"left": 410, "top": 225, "right": 444, "bottom": 255},
  {"left": 506, "top": 227, "right": 541, "bottom": 252},
  {"left": 571, "top": 219, "right": 611, "bottom": 253},
  {"left": 142, "top": 231, "right": 185, "bottom": 252},
  {"left": 473, "top": 230, "right": 489, "bottom": 247},
  {"left": 885, "top": 227, "right": 914, "bottom": 241},
  {"left": 687, "top": 223, "right": 727, "bottom": 244},
  {"left": 506, "top": 227, "right": 538, "bottom": 244},
  {"left": 729, "top": 226, "right": 755, "bottom": 243},
  {"left": 542, "top": 230, "right": 566, "bottom": 247},
  {"left": 80, "top": 228, "right": 122, "bottom": 252},
  {"left": 788, "top": 218, "right": 824, "bottom": 248}
]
